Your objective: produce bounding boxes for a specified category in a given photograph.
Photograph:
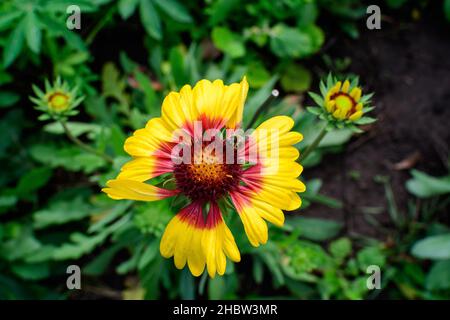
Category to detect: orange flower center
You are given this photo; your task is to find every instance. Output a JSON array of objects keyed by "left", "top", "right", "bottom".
[
  {"left": 331, "top": 92, "right": 357, "bottom": 117},
  {"left": 188, "top": 161, "right": 229, "bottom": 184},
  {"left": 174, "top": 145, "right": 241, "bottom": 201}
]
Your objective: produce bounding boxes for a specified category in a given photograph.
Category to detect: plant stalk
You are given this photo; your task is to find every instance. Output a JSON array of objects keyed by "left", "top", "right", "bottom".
[
  {"left": 60, "top": 120, "right": 114, "bottom": 164},
  {"left": 300, "top": 123, "right": 328, "bottom": 162}
]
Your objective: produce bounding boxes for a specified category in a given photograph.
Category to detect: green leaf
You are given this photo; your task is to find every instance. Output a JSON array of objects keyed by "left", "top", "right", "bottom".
[
  {"left": 445, "top": 0, "right": 450, "bottom": 22},
  {"left": 426, "top": 260, "right": 450, "bottom": 290},
  {"left": 33, "top": 197, "right": 92, "bottom": 229},
  {"left": 211, "top": 27, "right": 245, "bottom": 58},
  {"left": 270, "top": 24, "right": 313, "bottom": 58},
  {"left": 354, "top": 117, "right": 377, "bottom": 125},
  {"left": 282, "top": 240, "right": 332, "bottom": 281},
  {"left": 84, "top": 244, "right": 123, "bottom": 276},
  {"left": 134, "top": 70, "right": 158, "bottom": 116},
  {"left": 3, "top": 18, "right": 25, "bottom": 68},
  {"left": 319, "top": 129, "right": 353, "bottom": 147},
  {"left": 118, "top": 0, "right": 140, "bottom": 19},
  {"left": 259, "top": 248, "right": 284, "bottom": 286},
  {"left": 0, "top": 11, "right": 23, "bottom": 31},
  {"left": 280, "top": 63, "right": 311, "bottom": 92},
  {"left": 0, "top": 229, "right": 41, "bottom": 261},
  {"left": 179, "top": 268, "right": 195, "bottom": 299},
  {"left": 53, "top": 232, "right": 108, "bottom": 261},
  {"left": 38, "top": 15, "right": 86, "bottom": 51},
  {"left": 406, "top": 170, "right": 450, "bottom": 198},
  {"left": 386, "top": 0, "right": 409, "bottom": 9},
  {"left": 208, "top": 276, "right": 226, "bottom": 299},
  {"left": 140, "top": 0, "right": 162, "bottom": 40},
  {"left": 138, "top": 240, "right": 158, "bottom": 270},
  {"left": 356, "top": 246, "right": 386, "bottom": 271},
  {"left": 285, "top": 217, "right": 343, "bottom": 241},
  {"left": 0, "top": 91, "right": 20, "bottom": 108},
  {"left": 11, "top": 263, "right": 50, "bottom": 281},
  {"left": 15, "top": 167, "right": 53, "bottom": 196},
  {"left": 44, "top": 121, "right": 103, "bottom": 138},
  {"left": 243, "top": 75, "right": 278, "bottom": 127},
  {"left": 30, "top": 144, "right": 106, "bottom": 174},
  {"left": 306, "top": 107, "right": 322, "bottom": 115},
  {"left": 53, "top": 214, "right": 129, "bottom": 261},
  {"left": 245, "top": 62, "right": 271, "bottom": 88},
  {"left": 411, "top": 234, "right": 450, "bottom": 260},
  {"left": 25, "top": 11, "right": 41, "bottom": 53},
  {"left": 300, "top": 24, "right": 324, "bottom": 53},
  {"left": 308, "top": 91, "right": 324, "bottom": 106},
  {"left": 169, "top": 46, "right": 189, "bottom": 87},
  {"left": 0, "top": 195, "right": 17, "bottom": 212},
  {"left": 208, "top": 0, "right": 240, "bottom": 25},
  {"left": 153, "top": 0, "right": 192, "bottom": 23},
  {"left": 329, "top": 237, "right": 352, "bottom": 261}
]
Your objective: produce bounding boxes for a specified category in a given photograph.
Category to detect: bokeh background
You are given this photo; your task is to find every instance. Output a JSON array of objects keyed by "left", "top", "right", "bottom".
[{"left": 0, "top": 0, "right": 449, "bottom": 299}]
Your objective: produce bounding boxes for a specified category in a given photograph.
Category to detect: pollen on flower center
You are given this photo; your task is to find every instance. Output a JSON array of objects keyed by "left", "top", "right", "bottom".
[
  {"left": 174, "top": 148, "right": 242, "bottom": 201},
  {"left": 188, "top": 161, "right": 227, "bottom": 184}
]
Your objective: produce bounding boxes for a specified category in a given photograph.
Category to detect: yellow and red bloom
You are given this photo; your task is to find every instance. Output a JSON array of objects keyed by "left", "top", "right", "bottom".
[
  {"left": 102, "top": 78, "right": 305, "bottom": 277},
  {"left": 307, "top": 74, "right": 375, "bottom": 131},
  {"left": 324, "top": 79, "right": 363, "bottom": 121}
]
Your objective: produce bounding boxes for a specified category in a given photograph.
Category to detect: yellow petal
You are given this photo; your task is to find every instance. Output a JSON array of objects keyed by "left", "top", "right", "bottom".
[
  {"left": 333, "top": 81, "right": 342, "bottom": 92},
  {"left": 161, "top": 92, "right": 190, "bottom": 130},
  {"left": 286, "top": 192, "right": 302, "bottom": 210},
  {"left": 350, "top": 87, "right": 362, "bottom": 101},
  {"left": 255, "top": 115, "right": 294, "bottom": 134},
  {"left": 263, "top": 176, "right": 306, "bottom": 193},
  {"left": 251, "top": 198, "right": 285, "bottom": 227},
  {"left": 223, "top": 225, "right": 241, "bottom": 262},
  {"left": 160, "top": 215, "right": 182, "bottom": 258},
  {"left": 117, "top": 157, "right": 172, "bottom": 182},
  {"left": 278, "top": 131, "right": 303, "bottom": 146},
  {"left": 341, "top": 80, "right": 350, "bottom": 93},
  {"left": 237, "top": 205, "right": 268, "bottom": 247},
  {"left": 160, "top": 204, "right": 206, "bottom": 277},
  {"left": 187, "top": 230, "right": 206, "bottom": 276},
  {"left": 124, "top": 125, "right": 172, "bottom": 157},
  {"left": 227, "top": 77, "right": 249, "bottom": 128},
  {"left": 326, "top": 100, "right": 336, "bottom": 112},
  {"left": 102, "top": 179, "right": 174, "bottom": 201},
  {"left": 349, "top": 110, "right": 363, "bottom": 121},
  {"left": 262, "top": 160, "right": 303, "bottom": 178}
]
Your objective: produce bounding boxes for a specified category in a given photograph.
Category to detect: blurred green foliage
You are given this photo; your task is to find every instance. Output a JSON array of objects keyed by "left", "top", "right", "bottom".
[{"left": 0, "top": 0, "right": 449, "bottom": 300}]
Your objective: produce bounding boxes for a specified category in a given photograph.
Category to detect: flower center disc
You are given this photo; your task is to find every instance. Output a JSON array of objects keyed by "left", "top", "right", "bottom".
[
  {"left": 49, "top": 92, "right": 69, "bottom": 111},
  {"left": 334, "top": 94, "right": 353, "bottom": 110},
  {"left": 173, "top": 148, "right": 242, "bottom": 201}
]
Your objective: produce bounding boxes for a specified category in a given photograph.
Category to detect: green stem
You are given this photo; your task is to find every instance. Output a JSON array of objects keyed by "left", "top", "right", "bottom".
[
  {"left": 85, "top": 6, "right": 116, "bottom": 45},
  {"left": 300, "top": 123, "right": 328, "bottom": 162},
  {"left": 60, "top": 120, "right": 114, "bottom": 164}
]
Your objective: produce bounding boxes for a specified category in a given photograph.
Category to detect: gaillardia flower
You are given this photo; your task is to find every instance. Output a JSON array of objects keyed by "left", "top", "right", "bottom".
[
  {"left": 102, "top": 78, "right": 305, "bottom": 277},
  {"left": 307, "top": 74, "right": 375, "bottom": 131},
  {"left": 30, "top": 77, "right": 83, "bottom": 120}
]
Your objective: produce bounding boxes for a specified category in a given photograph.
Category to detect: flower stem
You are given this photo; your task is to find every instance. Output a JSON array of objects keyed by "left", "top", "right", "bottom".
[
  {"left": 85, "top": 6, "right": 116, "bottom": 45},
  {"left": 60, "top": 120, "right": 114, "bottom": 164},
  {"left": 300, "top": 123, "right": 328, "bottom": 162}
]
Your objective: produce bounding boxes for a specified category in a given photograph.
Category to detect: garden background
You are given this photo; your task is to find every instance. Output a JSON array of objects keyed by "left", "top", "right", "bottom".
[{"left": 0, "top": 0, "right": 449, "bottom": 299}]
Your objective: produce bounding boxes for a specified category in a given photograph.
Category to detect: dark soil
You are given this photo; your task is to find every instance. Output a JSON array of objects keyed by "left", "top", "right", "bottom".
[{"left": 303, "top": 14, "right": 450, "bottom": 238}]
